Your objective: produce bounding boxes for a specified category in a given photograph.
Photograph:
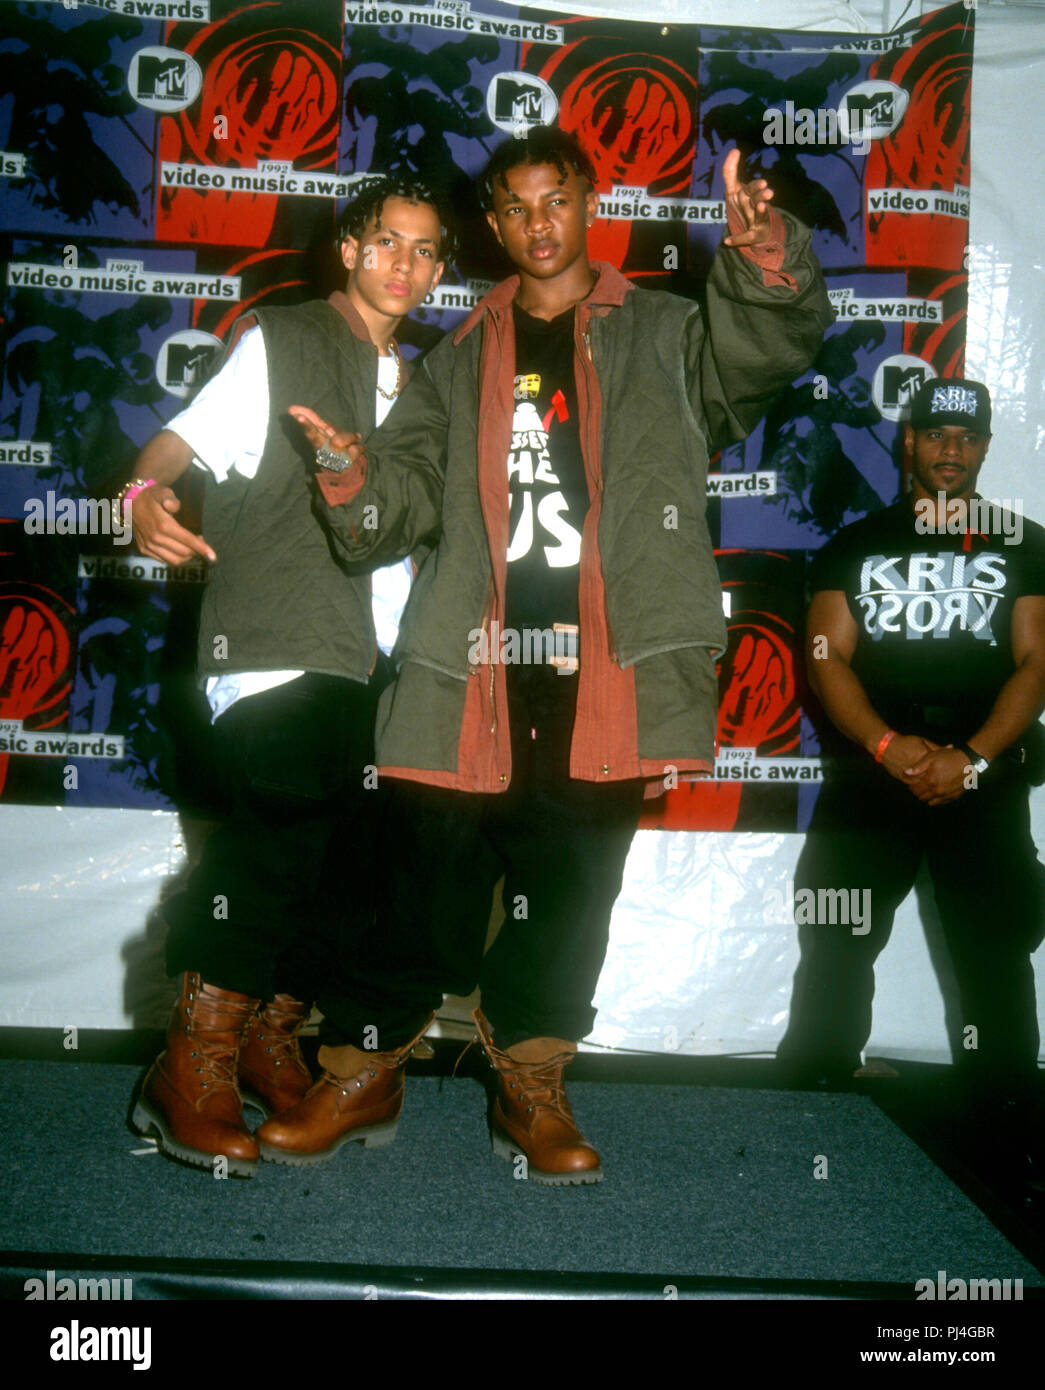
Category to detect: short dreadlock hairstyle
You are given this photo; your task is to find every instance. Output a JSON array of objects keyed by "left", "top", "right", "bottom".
[
  {"left": 336, "top": 174, "right": 457, "bottom": 265},
  {"left": 478, "top": 126, "right": 597, "bottom": 212}
]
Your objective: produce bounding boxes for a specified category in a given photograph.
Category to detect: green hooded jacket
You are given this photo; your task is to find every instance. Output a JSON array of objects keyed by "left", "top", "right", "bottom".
[{"left": 316, "top": 213, "right": 833, "bottom": 792}]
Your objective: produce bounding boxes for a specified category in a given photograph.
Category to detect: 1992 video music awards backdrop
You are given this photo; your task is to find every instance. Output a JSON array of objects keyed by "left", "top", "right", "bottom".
[{"left": 1, "top": 0, "right": 1043, "bottom": 1054}]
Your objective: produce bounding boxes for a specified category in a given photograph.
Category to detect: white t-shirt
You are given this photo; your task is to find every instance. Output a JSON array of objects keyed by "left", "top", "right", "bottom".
[{"left": 166, "top": 326, "right": 410, "bottom": 720}]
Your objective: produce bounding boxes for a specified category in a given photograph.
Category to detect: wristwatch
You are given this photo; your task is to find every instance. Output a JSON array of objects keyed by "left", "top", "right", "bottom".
[{"left": 958, "top": 743, "right": 990, "bottom": 775}]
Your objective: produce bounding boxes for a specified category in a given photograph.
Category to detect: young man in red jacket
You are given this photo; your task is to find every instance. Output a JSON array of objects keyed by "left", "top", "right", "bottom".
[{"left": 275, "top": 127, "right": 832, "bottom": 1183}]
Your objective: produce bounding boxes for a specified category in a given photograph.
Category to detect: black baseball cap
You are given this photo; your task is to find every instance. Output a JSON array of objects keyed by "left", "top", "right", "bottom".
[{"left": 908, "top": 377, "right": 992, "bottom": 436}]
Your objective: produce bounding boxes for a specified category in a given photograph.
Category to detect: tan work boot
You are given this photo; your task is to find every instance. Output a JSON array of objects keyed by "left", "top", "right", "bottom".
[
  {"left": 256, "top": 1015, "right": 434, "bottom": 1166},
  {"left": 238, "top": 994, "right": 313, "bottom": 1117},
  {"left": 472, "top": 1007, "right": 603, "bottom": 1186},
  {"left": 133, "top": 972, "right": 260, "bottom": 1177}
]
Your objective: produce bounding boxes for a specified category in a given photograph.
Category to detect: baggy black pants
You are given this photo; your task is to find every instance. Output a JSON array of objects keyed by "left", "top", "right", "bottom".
[
  {"left": 322, "top": 663, "right": 645, "bottom": 1049},
  {"left": 164, "top": 665, "right": 389, "bottom": 1039},
  {"left": 777, "top": 758, "right": 1045, "bottom": 1092}
]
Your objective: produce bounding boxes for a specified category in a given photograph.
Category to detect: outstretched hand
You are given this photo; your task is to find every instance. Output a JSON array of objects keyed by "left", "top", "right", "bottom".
[
  {"left": 721, "top": 147, "right": 775, "bottom": 249},
  {"left": 131, "top": 486, "right": 216, "bottom": 565},
  {"left": 288, "top": 405, "right": 364, "bottom": 467}
]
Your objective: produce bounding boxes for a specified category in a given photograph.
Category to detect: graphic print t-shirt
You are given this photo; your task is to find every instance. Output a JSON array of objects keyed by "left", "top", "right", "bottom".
[
  {"left": 809, "top": 496, "right": 1045, "bottom": 726},
  {"left": 504, "top": 303, "right": 588, "bottom": 634}
]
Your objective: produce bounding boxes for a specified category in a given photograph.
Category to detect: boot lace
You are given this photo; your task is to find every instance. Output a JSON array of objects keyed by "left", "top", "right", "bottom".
[
  {"left": 252, "top": 1017, "right": 305, "bottom": 1070},
  {"left": 189, "top": 1025, "right": 240, "bottom": 1090},
  {"left": 502, "top": 1053, "right": 575, "bottom": 1116},
  {"left": 185, "top": 993, "right": 254, "bottom": 1090}
]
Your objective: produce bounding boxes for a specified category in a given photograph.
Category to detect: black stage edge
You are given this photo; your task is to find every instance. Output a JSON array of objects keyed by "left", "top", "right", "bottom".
[
  {"left": 5, "top": 1271, "right": 1042, "bottom": 1379},
  {"left": 1, "top": 1249, "right": 980, "bottom": 1300}
]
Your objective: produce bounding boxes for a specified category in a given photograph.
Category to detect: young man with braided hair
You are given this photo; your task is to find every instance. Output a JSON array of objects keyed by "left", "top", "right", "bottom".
[
  {"left": 125, "top": 177, "right": 453, "bottom": 1176},
  {"left": 280, "top": 126, "right": 832, "bottom": 1183}
]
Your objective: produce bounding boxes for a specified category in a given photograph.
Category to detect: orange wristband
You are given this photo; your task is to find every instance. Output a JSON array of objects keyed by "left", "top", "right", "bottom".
[{"left": 874, "top": 729, "right": 896, "bottom": 763}]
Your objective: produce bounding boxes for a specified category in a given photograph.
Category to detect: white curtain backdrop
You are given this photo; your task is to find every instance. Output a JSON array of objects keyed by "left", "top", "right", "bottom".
[{"left": 2, "top": 1, "right": 1043, "bottom": 1061}]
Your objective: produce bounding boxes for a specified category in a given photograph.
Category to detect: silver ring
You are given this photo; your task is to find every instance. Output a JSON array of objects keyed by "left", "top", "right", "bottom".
[{"left": 315, "top": 445, "right": 350, "bottom": 472}]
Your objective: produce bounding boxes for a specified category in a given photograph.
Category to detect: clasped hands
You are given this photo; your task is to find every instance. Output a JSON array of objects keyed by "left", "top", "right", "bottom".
[{"left": 878, "top": 733, "right": 974, "bottom": 807}]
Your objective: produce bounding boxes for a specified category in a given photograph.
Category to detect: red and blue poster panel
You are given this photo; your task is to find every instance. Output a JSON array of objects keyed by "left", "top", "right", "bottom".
[{"left": 0, "top": 1, "right": 972, "bottom": 827}]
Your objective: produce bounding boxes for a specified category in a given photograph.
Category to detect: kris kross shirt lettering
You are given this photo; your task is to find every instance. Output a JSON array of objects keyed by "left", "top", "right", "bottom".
[
  {"left": 809, "top": 496, "right": 1045, "bottom": 727},
  {"left": 504, "top": 303, "right": 588, "bottom": 636}
]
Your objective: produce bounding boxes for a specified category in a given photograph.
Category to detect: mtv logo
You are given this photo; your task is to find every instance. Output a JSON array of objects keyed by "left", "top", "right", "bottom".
[
  {"left": 512, "top": 89, "right": 542, "bottom": 122},
  {"left": 494, "top": 78, "right": 544, "bottom": 124},
  {"left": 165, "top": 342, "right": 217, "bottom": 390},
  {"left": 136, "top": 55, "right": 188, "bottom": 102},
  {"left": 881, "top": 364, "right": 929, "bottom": 411},
  {"left": 846, "top": 90, "right": 893, "bottom": 134}
]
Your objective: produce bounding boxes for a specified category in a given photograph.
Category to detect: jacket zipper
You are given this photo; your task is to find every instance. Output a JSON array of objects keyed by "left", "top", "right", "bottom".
[
  {"left": 578, "top": 313, "right": 618, "bottom": 664},
  {"left": 476, "top": 578, "right": 497, "bottom": 733}
]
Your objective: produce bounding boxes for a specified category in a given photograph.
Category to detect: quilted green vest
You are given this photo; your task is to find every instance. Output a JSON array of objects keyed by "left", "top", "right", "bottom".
[{"left": 196, "top": 296, "right": 380, "bottom": 683}]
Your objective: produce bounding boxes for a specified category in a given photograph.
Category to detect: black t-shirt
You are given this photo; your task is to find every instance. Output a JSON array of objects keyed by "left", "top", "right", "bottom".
[
  {"left": 809, "top": 495, "right": 1045, "bottom": 731},
  {"left": 504, "top": 302, "right": 588, "bottom": 635}
]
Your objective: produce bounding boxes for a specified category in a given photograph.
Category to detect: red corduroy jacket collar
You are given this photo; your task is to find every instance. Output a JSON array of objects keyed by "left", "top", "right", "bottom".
[
  {"left": 452, "top": 260, "right": 634, "bottom": 345},
  {"left": 327, "top": 289, "right": 376, "bottom": 343}
]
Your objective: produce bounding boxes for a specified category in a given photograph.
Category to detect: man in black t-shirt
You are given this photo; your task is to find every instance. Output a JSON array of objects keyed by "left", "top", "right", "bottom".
[
  {"left": 279, "top": 126, "right": 831, "bottom": 1184},
  {"left": 778, "top": 379, "right": 1045, "bottom": 1129}
]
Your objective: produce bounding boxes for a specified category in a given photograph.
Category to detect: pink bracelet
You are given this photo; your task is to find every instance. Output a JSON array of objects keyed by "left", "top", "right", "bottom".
[
  {"left": 118, "top": 477, "right": 157, "bottom": 518},
  {"left": 874, "top": 729, "right": 896, "bottom": 763}
]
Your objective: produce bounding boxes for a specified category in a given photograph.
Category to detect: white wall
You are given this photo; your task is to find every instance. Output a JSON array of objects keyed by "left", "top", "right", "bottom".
[{"left": 3, "top": 1, "right": 1044, "bottom": 1061}]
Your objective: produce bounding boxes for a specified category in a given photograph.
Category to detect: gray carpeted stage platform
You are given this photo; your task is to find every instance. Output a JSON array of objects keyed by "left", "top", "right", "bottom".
[{"left": 2, "top": 1058, "right": 1042, "bottom": 1299}]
